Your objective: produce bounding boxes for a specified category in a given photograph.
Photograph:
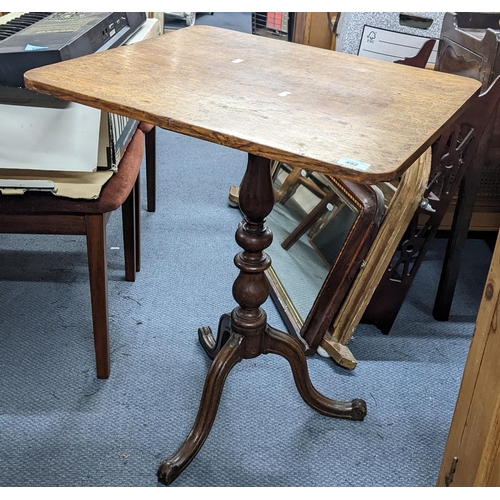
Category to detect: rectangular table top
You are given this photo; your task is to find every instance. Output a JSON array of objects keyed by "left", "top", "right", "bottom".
[{"left": 24, "top": 25, "right": 481, "bottom": 183}]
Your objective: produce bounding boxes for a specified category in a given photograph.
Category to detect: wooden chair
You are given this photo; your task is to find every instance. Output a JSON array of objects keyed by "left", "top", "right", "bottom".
[
  {"left": 361, "top": 77, "right": 500, "bottom": 335},
  {"left": 0, "top": 124, "right": 151, "bottom": 379}
]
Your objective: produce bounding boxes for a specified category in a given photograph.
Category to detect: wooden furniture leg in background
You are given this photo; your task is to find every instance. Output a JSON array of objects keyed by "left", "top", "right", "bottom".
[
  {"left": 275, "top": 165, "right": 302, "bottom": 203},
  {"left": 121, "top": 181, "right": 138, "bottom": 282},
  {"left": 432, "top": 168, "right": 481, "bottom": 321},
  {"left": 157, "top": 153, "right": 367, "bottom": 486},
  {"left": 432, "top": 117, "right": 493, "bottom": 321},
  {"left": 134, "top": 176, "right": 141, "bottom": 272},
  {"left": 145, "top": 126, "right": 156, "bottom": 213},
  {"left": 140, "top": 123, "right": 156, "bottom": 213},
  {"left": 281, "top": 190, "right": 339, "bottom": 250},
  {"left": 85, "top": 213, "right": 111, "bottom": 379}
]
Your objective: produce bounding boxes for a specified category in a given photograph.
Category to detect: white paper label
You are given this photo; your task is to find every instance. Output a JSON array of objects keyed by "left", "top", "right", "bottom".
[
  {"left": 232, "top": 59, "right": 244, "bottom": 63},
  {"left": 358, "top": 25, "right": 437, "bottom": 65},
  {"left": 337, "top": 158, "right": 371, "bottom": 171}
]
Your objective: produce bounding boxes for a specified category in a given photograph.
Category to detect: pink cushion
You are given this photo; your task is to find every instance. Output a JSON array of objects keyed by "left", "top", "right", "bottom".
[{"left": 138, "top": 121, "right": 154, "bottom": 133}]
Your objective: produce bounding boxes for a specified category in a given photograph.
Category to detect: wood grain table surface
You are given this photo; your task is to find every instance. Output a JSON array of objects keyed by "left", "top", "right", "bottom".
[{"left": 24, "top": 25, "right": 481, "bottom": 183}]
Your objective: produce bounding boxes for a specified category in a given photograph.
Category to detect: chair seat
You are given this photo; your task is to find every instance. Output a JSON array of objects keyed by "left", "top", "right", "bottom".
[{"left": 0, "top": 129, "right": 144, "bottom": 215}]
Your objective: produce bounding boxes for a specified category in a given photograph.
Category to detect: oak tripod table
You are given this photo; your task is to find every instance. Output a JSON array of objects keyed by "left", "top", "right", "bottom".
[{"left": 24, "top": 25, "right": 481, "bottom": 485}]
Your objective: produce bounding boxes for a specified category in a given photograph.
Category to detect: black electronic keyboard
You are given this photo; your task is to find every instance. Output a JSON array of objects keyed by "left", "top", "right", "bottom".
[{"left": 0, "top": 12, "right": 146, "bottom": 87}]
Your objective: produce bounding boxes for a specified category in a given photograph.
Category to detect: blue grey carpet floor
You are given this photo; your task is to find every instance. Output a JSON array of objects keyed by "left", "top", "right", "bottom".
[{"left": 0, "top": 12, "right": 495, "bottom": 488}]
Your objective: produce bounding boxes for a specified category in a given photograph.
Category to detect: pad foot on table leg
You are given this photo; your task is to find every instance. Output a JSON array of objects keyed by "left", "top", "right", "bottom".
[
  {"left": 157, "top": 332, "right": 243, "bottom": 486},
  {"left": 198, "top": 313, "right": 232, "bottom": 360},
  {"left": 263, "top": 325, "right": 367, "bottom": 421}
]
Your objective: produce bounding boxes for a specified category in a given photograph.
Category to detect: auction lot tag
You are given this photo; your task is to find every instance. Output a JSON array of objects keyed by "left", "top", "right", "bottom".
[{"left": 337, "top": 158, "right": 371, "bottom": 171}]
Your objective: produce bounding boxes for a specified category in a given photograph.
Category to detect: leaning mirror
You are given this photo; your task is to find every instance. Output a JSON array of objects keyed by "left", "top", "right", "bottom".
[{"left": 264, "top": 161, "right": 387, "bottom": 353}]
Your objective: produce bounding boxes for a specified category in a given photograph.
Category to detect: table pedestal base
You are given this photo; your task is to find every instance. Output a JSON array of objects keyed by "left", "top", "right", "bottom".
[{"left": 157, "top": 154, "right": 367, "bottom": 486}]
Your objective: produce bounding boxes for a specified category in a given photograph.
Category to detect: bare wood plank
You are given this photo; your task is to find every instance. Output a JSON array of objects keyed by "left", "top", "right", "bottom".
[
  {"left": 437, "top": 230, "right": 500, "bottom": 486},
  {"left": 292, "top": 13, "right": 336, "bottom": 50}
]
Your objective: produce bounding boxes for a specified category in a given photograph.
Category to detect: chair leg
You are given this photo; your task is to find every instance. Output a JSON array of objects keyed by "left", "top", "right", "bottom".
[
  {"left": 134, "top": 175, "right": 141, "bottom": 273},
  {"left": 276, "top": 166, "right": 302, "bottom": 204},
  {"left": 433, "top": 168, "right": 480, "bottom": 321},
  {"left": 85, "top": 214, "right": 110, "bottom": 379},
  {"left": 281, "top": 191, "right": 338, "bottom": 250},
  {"left": 122, "top": 184, "right": 137, "bottom": 282},
  {"left": 145, "top": 126, "right": 156, "bottom": 213}
]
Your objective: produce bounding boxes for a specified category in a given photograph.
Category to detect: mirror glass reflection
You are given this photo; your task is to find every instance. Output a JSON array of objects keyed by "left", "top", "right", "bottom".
[{"left": 265, "top": 162, "right": 360, "bottom": 330}]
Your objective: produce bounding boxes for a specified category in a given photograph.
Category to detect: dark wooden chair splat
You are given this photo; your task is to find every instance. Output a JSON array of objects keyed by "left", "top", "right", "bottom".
[{"left": 394, "top": 39, "right": 436, "bottom": 68}]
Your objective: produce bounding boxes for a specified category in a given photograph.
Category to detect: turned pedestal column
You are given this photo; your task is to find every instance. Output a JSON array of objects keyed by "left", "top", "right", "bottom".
[{"left": 157, "top": 153, "right": 367, "bottom": 486}]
